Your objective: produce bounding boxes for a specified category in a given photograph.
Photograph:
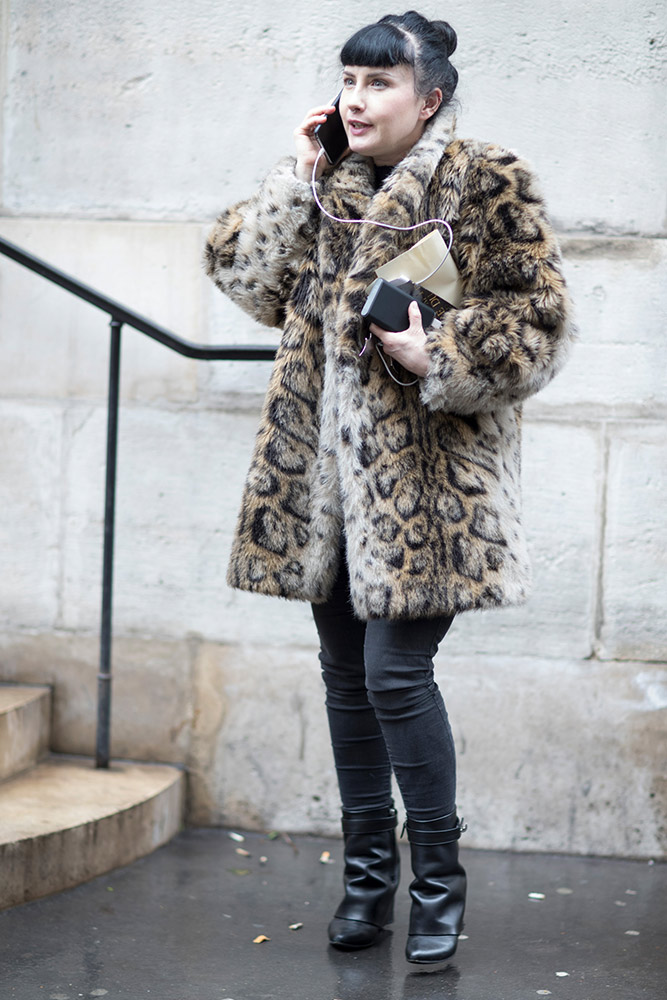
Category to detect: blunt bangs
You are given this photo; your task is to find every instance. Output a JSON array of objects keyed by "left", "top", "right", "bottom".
[{"left": 340, "top": 23, "right": 414, "bottom": 70}]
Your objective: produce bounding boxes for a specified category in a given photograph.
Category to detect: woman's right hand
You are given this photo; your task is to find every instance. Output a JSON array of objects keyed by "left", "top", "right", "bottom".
[{"left": 294, "top": 104, "right": 337, "bottom": 182}]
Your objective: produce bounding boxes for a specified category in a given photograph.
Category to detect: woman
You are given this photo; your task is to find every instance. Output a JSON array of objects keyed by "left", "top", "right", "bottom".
[{"left": 205, "top": 11, "right": 572, "bottom": 964}]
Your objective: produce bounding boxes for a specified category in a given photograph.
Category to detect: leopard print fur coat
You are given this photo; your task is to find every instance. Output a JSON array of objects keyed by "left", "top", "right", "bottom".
[{"left": 205, "top": 113, "right": 573, "bottom": 620}]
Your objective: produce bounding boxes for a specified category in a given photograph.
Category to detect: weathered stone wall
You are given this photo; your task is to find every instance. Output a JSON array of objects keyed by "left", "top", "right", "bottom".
[{"left": 1, "top": 0, "right": 665, "bottom": 858}]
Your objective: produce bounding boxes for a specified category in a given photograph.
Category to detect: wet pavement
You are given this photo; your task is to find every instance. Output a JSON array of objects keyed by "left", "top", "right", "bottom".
[{"left": 0, "top": 828, "right": 664, "bottom": 1000}]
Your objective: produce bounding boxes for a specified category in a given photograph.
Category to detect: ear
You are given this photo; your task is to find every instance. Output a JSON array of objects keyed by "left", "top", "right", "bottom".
[{"left": 419, "top": 88, "right": 443, "bottom": 120}]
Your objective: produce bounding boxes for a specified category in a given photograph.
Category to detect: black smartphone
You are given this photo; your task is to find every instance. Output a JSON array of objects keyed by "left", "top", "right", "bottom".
[
  {"left": 361, "top": 279, "right": 436, "bottom": 332},
  {"left": 314, "top": 92, "right": 349, "bottom": 166}
]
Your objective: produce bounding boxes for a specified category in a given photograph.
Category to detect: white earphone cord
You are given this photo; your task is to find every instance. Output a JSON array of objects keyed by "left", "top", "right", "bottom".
[
  {"left": 310, "top": 147, "right": 453, "bottom": 283},
  {"left": 310, "top": 147, "right": 452, "bottom": 386}
]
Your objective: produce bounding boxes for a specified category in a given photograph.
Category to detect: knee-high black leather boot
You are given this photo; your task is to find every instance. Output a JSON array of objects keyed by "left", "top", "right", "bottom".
[
  {"left": 328, "top": 806, "right": 400, "bottom": 950},
  {"left": 405, "top": 812, "right": 467, "bottom": 964}
]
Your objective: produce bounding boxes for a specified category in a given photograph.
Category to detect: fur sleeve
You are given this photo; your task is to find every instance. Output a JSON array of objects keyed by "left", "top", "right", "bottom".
[
  {"left": 204, "top": 157, "right": 318, "bottom": 329},
  {"left": 420, "top": 145, "right": 574, "bottom": 414}
]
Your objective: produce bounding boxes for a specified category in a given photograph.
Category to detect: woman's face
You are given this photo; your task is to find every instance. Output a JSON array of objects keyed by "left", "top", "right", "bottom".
[{"left": 339, "top": 64, "right": 440, "bottom": 166}]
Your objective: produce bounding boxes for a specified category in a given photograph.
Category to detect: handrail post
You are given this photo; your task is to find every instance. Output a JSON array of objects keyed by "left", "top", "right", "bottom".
[
  {"left": 96, "top": 318, "right": 122, "bottom": 768},
  {"left": 0, "top": 234, "right": 278, "bottom": 770}
]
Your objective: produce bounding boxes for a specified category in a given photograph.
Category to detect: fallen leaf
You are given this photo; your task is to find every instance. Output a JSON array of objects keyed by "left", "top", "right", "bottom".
[
  {"left": 253, "top": 934, "right": 270, "bottom": 944},
  {"left": 614, "top": 900, "right": 627, "bottom": 907},
  {"left": 259, "top": 856, "right": 268, "bottom": 864},
  {"left": 289, "top": 922, "right": 304, "bottom": 931},
  {"left": 267, "top": 831, "right": 280, "bottom": 840},
  {"left": 228, "top": 868, "right": 250, "bottom": 876},
  {"left": 625, "top": 889, "right": 637, "bottom": 895},
  {"left": 625, "top": 930, "right": 640, "bottom": 936},
  {"left": 556, "top": 887, "right": 573, "bottom": 895},
  {"left": 229, "top": 832, "right": 245, "bottom": 843},
  {"left": 528, "top": 892, "right": 546, "bottom": 900},
  {"left": 536, "top": 992, "right": 552, "bottom": 996},
  {"left": 235, "top": 848, "right": 251, "bottom": 857},
  {"left": 555, "top": 972, "right": 570, "bottom": 977},
  {"left": 319, "top": 851, "right": 335, "bottom": 864},
  {"left": 281, "top": 832, "right": 299, "bottom": 854}
]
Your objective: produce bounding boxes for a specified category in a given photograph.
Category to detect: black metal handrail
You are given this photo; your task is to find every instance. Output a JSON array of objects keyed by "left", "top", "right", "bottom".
[{"left": 0, "top": 233, "right": 277, "bottom": 768}]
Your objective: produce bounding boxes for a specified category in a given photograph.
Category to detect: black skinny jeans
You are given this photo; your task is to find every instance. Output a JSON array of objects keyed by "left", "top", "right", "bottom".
[{"left": 311, "top": 555, "right": 457, "bottom": 822}]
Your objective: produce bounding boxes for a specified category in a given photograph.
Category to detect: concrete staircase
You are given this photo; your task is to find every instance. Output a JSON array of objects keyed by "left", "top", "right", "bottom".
[{"left": 0, "top": 682, "right": 185, "bottom": 910}]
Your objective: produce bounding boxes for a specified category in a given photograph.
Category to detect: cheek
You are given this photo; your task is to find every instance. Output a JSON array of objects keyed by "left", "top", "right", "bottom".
[
  {"left": 397, "top": 98, "right": 421, "bottom": 121},
  {"left": 380, "top": 101, "right": 410, "bottom": 128}
]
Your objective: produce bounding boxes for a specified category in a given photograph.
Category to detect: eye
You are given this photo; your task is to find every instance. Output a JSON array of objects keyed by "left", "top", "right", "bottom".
[
  {"left": 342, "top": 76, "right": 354, "bottom": 87},
  {"left": 371, "top": 78, "right": 388, "bottom": 88}
]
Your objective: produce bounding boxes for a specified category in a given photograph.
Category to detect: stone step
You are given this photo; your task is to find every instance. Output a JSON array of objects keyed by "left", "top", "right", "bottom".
[
  {"left": 0, "top": 683, "right": 51, "bottom": 783},
  {"left": 0, "top": 755, "right": 185, "bottom": 910}
]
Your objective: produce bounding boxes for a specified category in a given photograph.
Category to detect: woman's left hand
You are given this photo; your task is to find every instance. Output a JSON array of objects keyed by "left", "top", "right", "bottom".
[{"left": 369, "top": 300, "right": 431, "bottom": 377}]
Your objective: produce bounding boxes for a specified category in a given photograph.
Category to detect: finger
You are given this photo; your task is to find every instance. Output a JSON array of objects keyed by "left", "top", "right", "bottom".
[
  {"left": 295, "top": 118, "right": 325, "bottom": 138},
  {"left": 306, "top": 104, "right": 337, "bottom": 117},
  {"left": 408, "top": 300, "right": 424, "bottom": 329},
  {"left": 377, "top": 336, "right": 398, "bottom": 356},
  {"left": 298, "top": 105, "right": 337, "bottom": 132},
  {"left": 369, "top": 322, "right": 393, "bottom": 343}
]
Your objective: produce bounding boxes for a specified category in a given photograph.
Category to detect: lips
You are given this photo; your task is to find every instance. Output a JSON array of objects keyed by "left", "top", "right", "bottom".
[{"left": 348, "top": 119, "right": 372, "bottom": 135}]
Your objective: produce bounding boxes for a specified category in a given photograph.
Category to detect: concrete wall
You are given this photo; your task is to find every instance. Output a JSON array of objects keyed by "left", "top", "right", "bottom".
[{"left": 1, "top": 0, "right": 665, "bottom": 858}]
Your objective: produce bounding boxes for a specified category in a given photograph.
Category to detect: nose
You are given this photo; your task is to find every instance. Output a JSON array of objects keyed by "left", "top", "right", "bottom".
[{"left": 345, "top": 83, "right": 365, "bottom": 114}]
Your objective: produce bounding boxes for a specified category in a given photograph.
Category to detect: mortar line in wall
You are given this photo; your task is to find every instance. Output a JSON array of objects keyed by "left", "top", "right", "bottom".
[
  {"left": 558, "top": 230, "right": 667, "bottom": 241},
  {"left": 184, "top": 632, "right": 202, "bottom": 773},
  {"left": 0, "top": 0, "right": 9, "bottom": 206},
  {"left": 524, "top": 414, "right": 667, "bottom": 428},
  {"left": 3, "top": 624, "right": 667, "bottom": 666},
  {"left": 1, "top": 387, "right": 665, "bottom": 428},
  {"left": 3, "top": 214, "right": 667, "bottom": 239},
  {"left": 54, "top": 401, "right": 70, "bottom": 630},
  {"left": 593, "top": 422, "right": 611, "bottom": 656},
  {"left": 6, "top": 397, "right": 663, "bottom": 426}
]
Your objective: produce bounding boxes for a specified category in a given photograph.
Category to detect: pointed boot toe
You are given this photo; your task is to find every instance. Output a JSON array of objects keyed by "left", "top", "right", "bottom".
[
  {"left": 328, "top": 916, "right": 383, "bottom": 949},
  {"left": 406, "top": 932, "right": 459, "bottom": 963}
]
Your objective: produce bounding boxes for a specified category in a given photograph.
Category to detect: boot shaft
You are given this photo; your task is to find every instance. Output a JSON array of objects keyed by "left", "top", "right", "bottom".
[
  {"left": 406, "top": 811, "right": 467, "bottom": 937},
  {"left": 334, "top": 806, "right": 400, "bottom": 926}
]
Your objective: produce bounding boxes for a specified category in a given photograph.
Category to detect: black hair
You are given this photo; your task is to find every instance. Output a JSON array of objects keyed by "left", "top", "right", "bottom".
[{"left": 340, "top": 10, "right": 458, "bottom": 113}]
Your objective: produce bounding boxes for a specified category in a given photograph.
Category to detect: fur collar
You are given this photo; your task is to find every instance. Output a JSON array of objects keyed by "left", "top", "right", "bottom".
[{"left": 318, "top": 110, "right": 457, "bottom": 219}]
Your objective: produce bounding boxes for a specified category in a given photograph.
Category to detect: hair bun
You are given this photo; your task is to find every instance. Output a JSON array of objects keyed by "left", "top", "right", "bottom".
[{"left": 433, "top": 20, "right": 457, "bottom": 58}]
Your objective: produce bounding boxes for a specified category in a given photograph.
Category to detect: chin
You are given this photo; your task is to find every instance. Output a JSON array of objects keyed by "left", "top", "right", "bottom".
[{"left": 349, "top": 139, "right": 381, "bottom": 159}]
